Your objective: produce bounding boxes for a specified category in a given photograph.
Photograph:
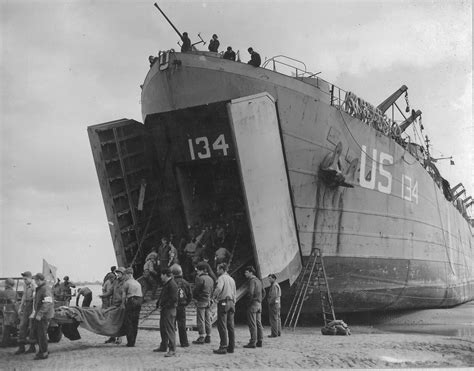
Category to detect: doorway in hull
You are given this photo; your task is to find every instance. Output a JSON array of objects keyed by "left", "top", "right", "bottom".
[{"left": 175, "top": 157, "right": 254, "bottom": 285}]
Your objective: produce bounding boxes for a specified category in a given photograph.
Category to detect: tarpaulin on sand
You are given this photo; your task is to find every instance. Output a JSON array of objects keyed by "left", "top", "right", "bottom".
[{"left": 61, "top": 306, "right": 126, "bottom": 337}]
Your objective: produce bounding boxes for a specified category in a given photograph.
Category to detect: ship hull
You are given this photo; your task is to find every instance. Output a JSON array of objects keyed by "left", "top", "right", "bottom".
[{"left": 91, "top": 51, "right": 473, "bottom": 314}]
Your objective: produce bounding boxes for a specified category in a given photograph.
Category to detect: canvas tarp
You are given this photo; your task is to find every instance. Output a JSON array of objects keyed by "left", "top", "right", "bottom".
[{"left": 58, "top": 306, "right": 126, "bottom": 337}]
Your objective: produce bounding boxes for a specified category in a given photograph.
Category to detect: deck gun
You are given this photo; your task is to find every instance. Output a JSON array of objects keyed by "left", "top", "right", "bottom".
[{"left": 154, "top": 2, "right": 202, "bottom": 51}]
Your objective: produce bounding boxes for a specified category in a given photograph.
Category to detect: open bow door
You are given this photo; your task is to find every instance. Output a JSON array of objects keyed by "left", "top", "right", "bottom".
[{"left": 227, "top": 93, "right": 302, "bottom": 284}]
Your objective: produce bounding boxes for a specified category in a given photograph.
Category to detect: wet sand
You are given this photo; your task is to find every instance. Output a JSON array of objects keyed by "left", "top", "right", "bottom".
[{"left": 1, "top": 302, "right": 473, "bottom": 370}]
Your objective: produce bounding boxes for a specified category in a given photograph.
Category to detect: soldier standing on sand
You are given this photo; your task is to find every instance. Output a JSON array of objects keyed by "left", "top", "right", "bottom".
[
  {"left": 100, "top": 267, "right": 125, "bottom": 344},
  {"left": 243, "top": 266, "right": 265, "bottom": 349},
  {"left": 212, "top": 263, "right": 236, "bottom": 355},
  {"left": 267, "top": 274, "right": 281, "bottom": 337},
  {"left": 154, "top": 267, "right": 178, "bottom": 357},
  {"left": 121, "top": 267, "right": 143, "bottom": 347},
  {"left": 170, "top": 264, "right": 192, "bottom": 348},
  {"left": 15, "top": 271, "right": 36, "bottom": 355},
  {"left": 30, "top": 273, "right": 54, "bottom": 360},
  {"left": 59, "top": 276, "right": 76, "bottom": 305},
  {"left": 192, "top": 262, "right": 214, "bottom": 345}
]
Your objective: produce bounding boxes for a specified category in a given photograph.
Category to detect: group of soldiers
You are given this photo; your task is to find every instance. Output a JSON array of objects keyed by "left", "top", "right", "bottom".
[
  {"left": 0, "top": 272, "right": 57, "bottom": 360},
  {"left": 0, "top": 272, "right": 93, "bottom": 360},
  {"left": 145, "top": 31, "right": 261, "bottom": 67},
  {"left": 100, "top": 250, "right": 281, "bottom": 358}
]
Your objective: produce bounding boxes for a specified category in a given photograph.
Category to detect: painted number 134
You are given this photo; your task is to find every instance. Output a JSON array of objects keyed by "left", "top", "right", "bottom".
[{"left": 188, "top": 134, "right": 229, "bottom": 160}]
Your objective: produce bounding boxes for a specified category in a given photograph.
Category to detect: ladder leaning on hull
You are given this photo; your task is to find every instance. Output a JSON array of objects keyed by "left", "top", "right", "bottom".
[{"left": 284, "top": 247, "right": 336, "bottom": 330}]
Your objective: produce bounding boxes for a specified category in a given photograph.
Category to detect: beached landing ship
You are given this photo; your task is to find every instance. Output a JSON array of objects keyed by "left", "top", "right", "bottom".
[{"left": 88, "top": 46, "right": 473, "bottom": 314}]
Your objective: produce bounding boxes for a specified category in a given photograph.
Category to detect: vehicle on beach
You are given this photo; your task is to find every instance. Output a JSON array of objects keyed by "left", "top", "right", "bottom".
[
  {"left": 0, "top": 277, "right": 69, "bottom": 345},
  {"left": 87, "top": 10, "right": 473, "bottom": 318}
]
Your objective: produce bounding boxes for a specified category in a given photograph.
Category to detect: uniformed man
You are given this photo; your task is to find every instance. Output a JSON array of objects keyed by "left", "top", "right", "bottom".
[
  {"left": 181, "top": 32, "right": 191, "bottom": 52},
  {"left": 170, "top": 264, "right": 192, "bottom": 347},
  {"left": 212, "top": 263, "right": 236, "bottom": 355},
  {"left": 121, "top": 267, "right": 143, "bottom": 347},
  {"left": 247, "top": 47, "right": 261, "bottom": 67},
  {"left": 100, "top": 266, "right": 125, "bottom": 344},
  {"left": 30, "top": 273, "right": 54, "bottom": 360},
  {"left": 154, "top": 267, "right": 178, "bottom": 357},
  {"left": 14, "top": 272, "right": 36, "bottom": 355},
  {"left": 243, "top": 266, "right": 265, "bottom": 348},
  {"left": 59, "top": 276, "right": 76, "bottom": 305},
  {"left": 223, "top": 47, "right": 236, "bottom": 61},
  {"left": 192, "top": 262, "right": 214, "bottom": 344},
  {"left": 208, "top": 34, "right": 220, "bottom": 52},
  {"left": 267, "top": 273, "right": 282, "bottom": 337},
  {"left": 0, "top": 278, "right": 18, "bottom": 346}
]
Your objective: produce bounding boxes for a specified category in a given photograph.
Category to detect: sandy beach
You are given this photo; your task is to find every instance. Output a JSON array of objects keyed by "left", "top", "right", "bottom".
[{"left": 1, "top": 303, "right": 473, "bottom": 370}]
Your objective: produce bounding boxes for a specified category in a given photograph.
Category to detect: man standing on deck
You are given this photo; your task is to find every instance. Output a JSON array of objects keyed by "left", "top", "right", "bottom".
[
  {"left": 212, "top": 263, "right": 236, "bottom": 355},
  {"left": 247, "top": 47, "right": 261, "bottom": 67},
  {"left": 30, "top": 273, "right": 54, "bottom": 360},
  {"left": 243, "top": 266, "right": 265, "bottom": 349},
  {"left": 192, "top": 262, "right": 214, "bottom": 344},
  {"left": 121, "top": 267, "right": 143, "bottom": 347},
  {"left": 154, "top": 267, "right": 178, "bottom": 357},
  {"left": 208, "top": 34, "right": 220, "bottom": 52},
  {"left": 267, "top": 274, "right": 281, "bottom": 337},
  {"left": 181, "top": 32, "right": 191, "bottom": 52},
  {"left": 15, "top": 271, "right": 36, "bottom": 355}
]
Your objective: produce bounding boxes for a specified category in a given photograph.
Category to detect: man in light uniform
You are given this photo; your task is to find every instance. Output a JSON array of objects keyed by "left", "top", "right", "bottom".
[
  {"left": 15, "top": 271, "right": 36, "bottom": 355},
  {"left": 212, "top": 263, "right": 236, "bottom": 354},
  {"left": 267, "top": 273, "right": 281, "bottom": 337},
  {"left": 121, "top": 267, "right": 143, "bottom": 347}
]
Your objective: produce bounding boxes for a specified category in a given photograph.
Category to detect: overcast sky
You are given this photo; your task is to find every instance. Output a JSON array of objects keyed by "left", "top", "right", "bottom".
[{"left": 1, "top": 0, "right": 472, "bottom": 281}]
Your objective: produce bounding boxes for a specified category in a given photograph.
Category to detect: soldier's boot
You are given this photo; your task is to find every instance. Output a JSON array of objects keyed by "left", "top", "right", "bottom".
[
  {"left": 25, "top": 345, "right": 36, "bottom": 354},
  {"left": 14, "top": 344, "right": 26, "bottom": 355}
]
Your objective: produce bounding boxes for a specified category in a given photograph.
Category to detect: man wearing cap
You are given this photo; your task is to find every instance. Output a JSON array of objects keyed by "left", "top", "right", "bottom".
[
  {"left": 121, "top": 267, "right": 143, "bottom": 347},
  {"left": 30, "top": 273, "right": 54, "bottom": 360},
  {"left": 154, "top": 267, "right": 178, "bottom": 357},
  {"left": 243, "top": 266, "right": 265, "bottom": 349},
  {"left": 100, "top": 266, "right": 126, "bottom": 344},
  {"left": 192, "top": 262, "right": 214, "bottom": 344},
  {"left": 212, "top": 263, "right": 236, "bottom": 355},
  {"left": 0, "top": 278, "right": 18, "bottom": 346},
  {"left": 58, "top": 276, "right": 76, "bottom": 305},
  {"left": 208, "top": 34, "right": 220, "bottom": 52},
  {"left": 170, "top": 264, "right": 192, "bottom": 348},
  {"left": 267, "top": 273, "right": 282, "bottom": 337},
  {"left": 15, "top": 272, "right": 36, "bottom": 355}
]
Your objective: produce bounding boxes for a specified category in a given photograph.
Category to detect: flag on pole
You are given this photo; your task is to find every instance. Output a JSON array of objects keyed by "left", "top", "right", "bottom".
[{"left": 42, "top": 259, "right": 57, "bottom": 286}]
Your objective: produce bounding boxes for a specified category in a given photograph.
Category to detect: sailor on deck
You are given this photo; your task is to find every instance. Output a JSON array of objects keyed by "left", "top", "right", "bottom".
[{"left": 247, "top": 47, "right": 261, "bottom": 67}]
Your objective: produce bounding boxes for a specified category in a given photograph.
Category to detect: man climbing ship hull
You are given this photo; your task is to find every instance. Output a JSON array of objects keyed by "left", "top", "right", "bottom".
[{"left": 88, "top": 51, "right": 473, "bottom": 314}]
